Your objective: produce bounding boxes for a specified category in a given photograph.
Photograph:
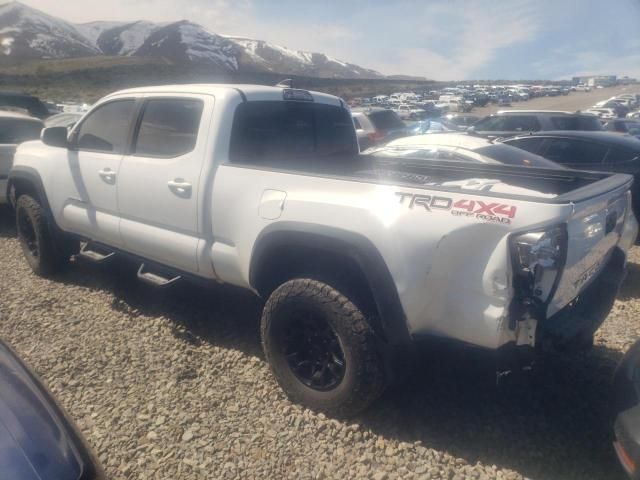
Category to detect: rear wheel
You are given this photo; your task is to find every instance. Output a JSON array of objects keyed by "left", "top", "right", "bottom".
[
  {"left": 261, "top": 278, "right": 386, "bottom": 417},
  {"left": 15, "top": 195, "right": 78, "bottom": 276}
]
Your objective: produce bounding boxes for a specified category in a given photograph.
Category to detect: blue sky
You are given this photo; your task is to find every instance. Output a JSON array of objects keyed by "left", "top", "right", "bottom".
[{"left": 25, "top": 0, "right": 640, "bottom": 80}]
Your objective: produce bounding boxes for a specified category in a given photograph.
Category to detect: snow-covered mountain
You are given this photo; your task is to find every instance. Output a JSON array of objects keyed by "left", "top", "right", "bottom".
[
  {"left": 0, "top": 1, "right": 98, "bottom": 58},
  {"left": 0, "top": 1, "right": 383, "bottom": 78},
  {"left": 229, "top": 37, "right": 382, "bottom": 78}
]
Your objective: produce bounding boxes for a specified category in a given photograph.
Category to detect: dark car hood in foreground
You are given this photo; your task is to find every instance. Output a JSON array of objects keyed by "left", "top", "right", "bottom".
[{"left": 0, "top": 340, "right": 103, "bottom": 480}]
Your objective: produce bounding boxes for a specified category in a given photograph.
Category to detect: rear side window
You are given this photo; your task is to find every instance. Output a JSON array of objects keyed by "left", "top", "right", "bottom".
[
  {"left": 353, "top": 117, "right": 362, "bottom": 130},
  {"left": 474, "top": 116, "right": 508, "bottom": 131},
  {"left": 504, "top": 137, "right": 546, "bottom": 154},
  {"left": 542, "top": 138, "right": 608, "bottom": 165},
  {"left": 367, "top": 110, "right": 405, "bottom": 131},
  {"left": 229, "top": 101, "right": 357, "bottom": 164},
  {"left": 77, "top": 100, "right": 135, "bottom": 153},
  {"left": 503, "top": 116, "right": 540, "bottom": 132},
  {"left": 550, "top": 116, "right": 602, "bottom": 131},
  {"left": 134, "top": 99, "right": 203, "bottom": 157},
  {"left": 0, "top": 118, "right": 42, "bottom": 143}
]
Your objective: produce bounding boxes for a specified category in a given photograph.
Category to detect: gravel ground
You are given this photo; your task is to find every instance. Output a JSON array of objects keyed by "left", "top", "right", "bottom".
[{"left": 1, "top": 207, "right": 639, "bottom": 480}]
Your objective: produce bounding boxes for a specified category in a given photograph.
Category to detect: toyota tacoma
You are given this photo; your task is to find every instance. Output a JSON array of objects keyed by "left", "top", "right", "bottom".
[{"left": 7, "top": 84, "right": 639, "bottom": 416}]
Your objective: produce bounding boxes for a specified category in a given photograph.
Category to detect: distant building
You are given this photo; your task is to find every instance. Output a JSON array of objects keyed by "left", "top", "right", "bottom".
[
  {"left": 571, "top": 75, "right": 617, "bottom": 87},
  {"left": 620, "top": 76, "right": 638, "bottom": 85}
]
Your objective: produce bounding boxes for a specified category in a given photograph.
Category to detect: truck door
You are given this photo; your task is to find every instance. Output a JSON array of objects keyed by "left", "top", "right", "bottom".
[
  {"left": 116, "top": 95, "right": 212, "bottom": 273},
  {"left": 62, "top": 99, "right": 136, "bottom": 246}
]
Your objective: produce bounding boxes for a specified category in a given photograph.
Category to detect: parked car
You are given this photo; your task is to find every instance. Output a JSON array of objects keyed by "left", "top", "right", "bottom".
[
  {"left": 502, "top": 131, "right": 640, "bottom": 217},
  {"left": 44, "top": 112, "right": 84, "bottom": 129},
  {"left": 612, "top": 339, "right": 640, "bottom": 479},
  {"left": 363, "top": 133, "right": 564, "bottom": 169},
  {"left": 497, "top": 95, "right": 511, "bottom": 106},
  {"left": 441, "top": 114, "right": 480, "bottom": 131},
  {"left": 0, "top": 92, "right": 51, "bottom": 119},
  {"left": 468, "top": 110, "right": 602, "bottom": 140},
  {"left": 604, "top": 119, "right": 640, "bottom": 138},
  {"left": 351, "top": 107, "right": 408, "bottom": 150},
  {"left": 0, "top": 111, "right": 44, "bottom": 205},
  {"left": 595, "top": 101, "right": 630, "bottom": 118},
  {"left": 0, "top": 339, "right": 105, "bottom": 479},
  {"left": 7, "top": 83, "right": 638, "bottom": 415},
  {"left": 586, "top": 108, "right": 618, "bottom": 121}
]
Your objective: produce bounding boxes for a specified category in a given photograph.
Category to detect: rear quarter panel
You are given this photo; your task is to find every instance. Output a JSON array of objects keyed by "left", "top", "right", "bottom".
[{"left": 210, "top": 165, "right": 573, "bottom": 349}]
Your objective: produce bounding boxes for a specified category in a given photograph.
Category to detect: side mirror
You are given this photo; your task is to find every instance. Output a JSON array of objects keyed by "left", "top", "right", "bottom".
[
  {"left": 41, "top": 127, "right": 69, "bottom": 148},
  {"left": 466, "top": 125, "right": 476, "bottom": 134}
]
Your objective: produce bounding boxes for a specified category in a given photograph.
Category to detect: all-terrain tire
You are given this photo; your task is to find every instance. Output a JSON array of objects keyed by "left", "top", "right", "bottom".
[
  {"left": 261, "top": 278, "right": 386, "bottom": 417},
  {"left": 15, "top": 195, "right": 78, "bottom": 276}
]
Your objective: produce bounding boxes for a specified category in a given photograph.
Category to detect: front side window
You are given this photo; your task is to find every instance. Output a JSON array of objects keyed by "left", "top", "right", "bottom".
[
  {"left": 606, "top": 146, "right": 639, "bottom": 163},
  {"left": 543, "top": 138, "right": 608, "bottom": 164},
  {"left": 229, "top": 101, "right": 357, "bottom": 164},
  {"left": 76, "top": 100, "right": 135, "bottom": 153},
  {"left": 134, "top": 99, "right": 204, "bottom": 157}
]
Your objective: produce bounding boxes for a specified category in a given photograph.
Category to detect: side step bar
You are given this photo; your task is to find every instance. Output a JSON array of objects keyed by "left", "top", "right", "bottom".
[
  {"left": 78, "top": 242, "right": 115, "bottom": 263},
  {"left": 137, "top": 263, "right": 182, "bottom": 288}
]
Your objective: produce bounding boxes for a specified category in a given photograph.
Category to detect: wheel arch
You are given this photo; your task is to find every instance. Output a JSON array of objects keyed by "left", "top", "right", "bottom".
[
  {"left": 7, "top": 166, "right": 50, "bottom": 211},
  {"left": 249, "top": 222, "right": 410, "bottom": 346}
]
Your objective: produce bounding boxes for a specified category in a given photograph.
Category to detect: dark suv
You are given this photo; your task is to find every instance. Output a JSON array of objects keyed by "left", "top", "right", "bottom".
[
  {"left": 468, "top": 110, "right": 602, "bottom": 139},
  {"left": 351, "top": 107, "right": 408, "bottom": 150}
]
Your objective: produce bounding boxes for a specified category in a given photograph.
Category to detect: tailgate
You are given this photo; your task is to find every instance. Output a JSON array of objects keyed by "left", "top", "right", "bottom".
[{"left": 547, "top": 173, "right": 633, "bottom": 317}]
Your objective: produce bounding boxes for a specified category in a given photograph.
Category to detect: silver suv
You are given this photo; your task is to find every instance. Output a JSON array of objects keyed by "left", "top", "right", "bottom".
[{"left": 468, "top": 110, "right": 603, "bottom": 140}]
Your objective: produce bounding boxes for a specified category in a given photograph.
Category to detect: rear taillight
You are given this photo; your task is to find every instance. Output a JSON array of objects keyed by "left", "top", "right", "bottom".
[
  {"left": 367, "top": 131, "right": 385, "bottom": 142},
  {"left": 511, "top": 225, "right": 567, "bottom": 303}
]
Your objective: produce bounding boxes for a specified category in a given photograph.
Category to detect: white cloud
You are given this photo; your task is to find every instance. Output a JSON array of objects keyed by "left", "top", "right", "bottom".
[{"left": 368, "top": 0, "right": 541, "bottom": 79}]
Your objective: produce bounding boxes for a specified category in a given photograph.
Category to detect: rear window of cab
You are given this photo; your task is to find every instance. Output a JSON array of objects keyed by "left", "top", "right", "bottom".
[{"left": 229, "top": 101, "right": 357, "bottom": 164}]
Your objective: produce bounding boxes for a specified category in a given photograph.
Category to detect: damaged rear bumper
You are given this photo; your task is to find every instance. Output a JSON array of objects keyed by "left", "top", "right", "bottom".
[{"left": 531, "top": 247, "right": 626, "bottom": 348}]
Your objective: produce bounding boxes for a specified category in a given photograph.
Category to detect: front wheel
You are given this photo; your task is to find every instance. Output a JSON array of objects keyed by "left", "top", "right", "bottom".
[
  {"left": 15, "top": 195, "right": 78, "bottom": 276},
  {"left": 261, "top": 278, "right": 386, "bottom": 417}
]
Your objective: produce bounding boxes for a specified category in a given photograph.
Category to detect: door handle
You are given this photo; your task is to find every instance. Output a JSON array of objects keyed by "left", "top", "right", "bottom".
[
  {"left": 98, "top": 168, "right": 116, "bottom": 183},
  {"left": 168, "top": 179, "right": 192, "bottom": 196}
]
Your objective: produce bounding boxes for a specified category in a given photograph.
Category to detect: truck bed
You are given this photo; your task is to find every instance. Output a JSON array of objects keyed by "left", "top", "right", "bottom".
[{"left": 273, "top": 155, "right": 632, "bottom": 203}]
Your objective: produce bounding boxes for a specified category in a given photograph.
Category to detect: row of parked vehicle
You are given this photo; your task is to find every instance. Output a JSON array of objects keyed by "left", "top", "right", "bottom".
[
  {"left": 349, "top": 83, "right": 578, "bottom": 123},
  {"left": 1, "top": 84, "right": 640, "bottom": 479}
]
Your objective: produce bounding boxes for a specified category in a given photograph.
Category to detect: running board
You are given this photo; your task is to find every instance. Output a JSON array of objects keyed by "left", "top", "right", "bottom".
[
  {"left": 137, "top": 263, "right": 182, "bottom": 288},
  {"left": 78, "top": 243, "right": 115, "bottom": 263}
]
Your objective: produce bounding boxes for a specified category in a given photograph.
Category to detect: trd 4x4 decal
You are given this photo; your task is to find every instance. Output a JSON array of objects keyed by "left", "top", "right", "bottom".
[{"left": 396, "top": 192, "right": 517, "bottom": 224}]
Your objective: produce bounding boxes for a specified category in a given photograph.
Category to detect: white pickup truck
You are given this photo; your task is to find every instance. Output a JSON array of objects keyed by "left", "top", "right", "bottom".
[{"left": 7, "top": 84, "right": 639, "bottom": 416}]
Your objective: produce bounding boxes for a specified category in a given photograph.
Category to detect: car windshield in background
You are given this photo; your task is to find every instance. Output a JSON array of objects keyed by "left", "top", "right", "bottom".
[
  {"left": 230, "top": 101, "right": 357, "bottom": 163},
  {"left": 368, "top": 110, "right": 406, "bottom": 131},
  {"left": 550, "top": 115, "right": 602, "bottom": 130},
  {"left": 0, "top": 118, "right": 42, "bottom": 143}
]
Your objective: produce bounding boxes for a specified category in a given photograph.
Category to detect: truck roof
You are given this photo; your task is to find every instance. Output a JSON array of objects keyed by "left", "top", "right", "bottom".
[{"left": 105, "top": 83, "right": 343, "bottom": 106}]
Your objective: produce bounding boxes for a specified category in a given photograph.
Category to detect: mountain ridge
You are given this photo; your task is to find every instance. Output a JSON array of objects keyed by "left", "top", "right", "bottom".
[{"left": 0, "top": 1, "right": 406, "bottom": 79}]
